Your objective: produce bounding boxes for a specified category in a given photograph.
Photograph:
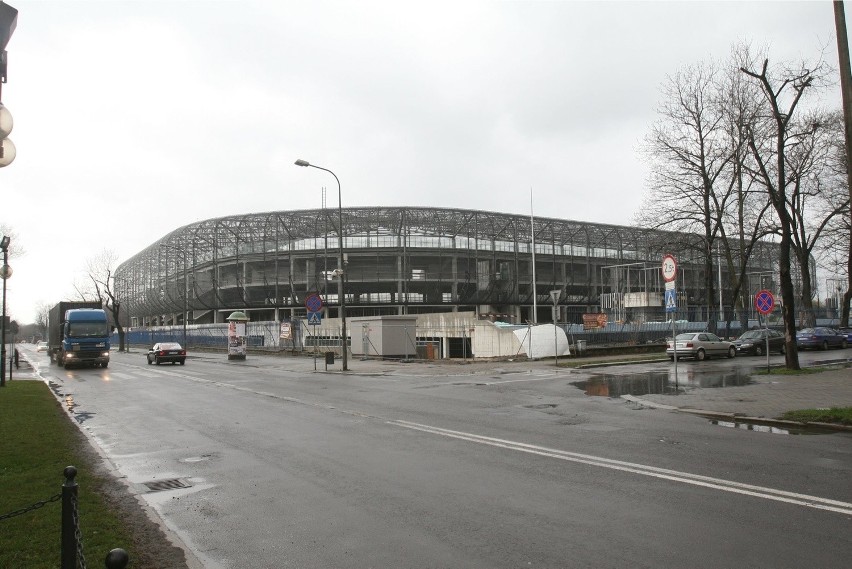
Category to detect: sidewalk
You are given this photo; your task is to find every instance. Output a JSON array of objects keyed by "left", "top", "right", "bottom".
[
  {"left": 248, "top": 351, "right": 852, "bottom": 429},
  {"left": 623, "top": 366, "right": 852, "bottom": 429}
]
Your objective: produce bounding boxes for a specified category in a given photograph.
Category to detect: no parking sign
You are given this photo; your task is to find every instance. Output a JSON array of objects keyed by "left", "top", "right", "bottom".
[{"left": 755, "top": 289, "right": 775, "bottom": 315}]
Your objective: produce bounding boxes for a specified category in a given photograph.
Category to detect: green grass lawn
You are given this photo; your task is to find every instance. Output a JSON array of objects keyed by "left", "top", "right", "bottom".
[
  {"left": 780, "top": 407, "right": 852, "bottom": 426},
  {"left": 0, "top": 381, "right": 136, "bottom": 568}
]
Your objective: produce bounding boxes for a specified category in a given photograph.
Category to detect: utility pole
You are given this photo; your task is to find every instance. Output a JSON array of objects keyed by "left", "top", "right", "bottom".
[{"left": 833, "top": 1, "right": 852, "bottom": 327}]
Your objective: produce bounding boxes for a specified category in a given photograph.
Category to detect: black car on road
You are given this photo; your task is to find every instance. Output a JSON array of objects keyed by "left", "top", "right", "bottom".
[
  {"left": 734, "top": 329, "right": 785, "bottom": 356},
  {"left": 147, "top": 342, "right": 187, "bottom": 365}
]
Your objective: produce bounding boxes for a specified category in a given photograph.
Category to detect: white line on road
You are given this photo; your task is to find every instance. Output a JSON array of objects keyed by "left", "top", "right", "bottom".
[{"left": 388, "top": 420, "right": 852, "bottom": 516}]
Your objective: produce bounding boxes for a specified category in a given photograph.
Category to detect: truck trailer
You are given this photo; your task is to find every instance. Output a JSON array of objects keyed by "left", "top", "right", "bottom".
[{"left": 48, "top": 301, "right": 111, "bottom": 368}]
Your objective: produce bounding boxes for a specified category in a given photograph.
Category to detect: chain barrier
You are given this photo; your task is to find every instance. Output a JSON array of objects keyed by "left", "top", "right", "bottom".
[
  {"left": 71, "top": 493, "right": 88, "bottom": 569},
  {"left": 0, "top": 492, "right": 61, "bottom": 522}
]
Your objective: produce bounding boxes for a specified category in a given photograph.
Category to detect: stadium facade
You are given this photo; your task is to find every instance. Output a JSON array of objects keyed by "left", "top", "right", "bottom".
[{"left": 114, "top": 206, "right": 782, "bottom": 330}]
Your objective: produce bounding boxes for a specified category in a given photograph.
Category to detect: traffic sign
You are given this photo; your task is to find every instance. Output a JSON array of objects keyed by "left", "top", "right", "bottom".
[
  {"left": 661, "top": 254, "right": 677, "bottom": 282},
  {"left": 305, "top": 292, "right": 323, "bottom": 313},
  {"left": 755, "top": 289, "right": 775, "bottom": 315},
  {"left": 664, "top": 289, "right": 677, "bottom": 313},
  {"left": 307, "top": 311, "right": 322, "bottom": 325}
]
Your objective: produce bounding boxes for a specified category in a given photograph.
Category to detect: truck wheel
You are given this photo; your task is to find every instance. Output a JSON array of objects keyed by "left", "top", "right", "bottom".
[{"left": 102, "top": 362, "right": 109, "bottom": 368}]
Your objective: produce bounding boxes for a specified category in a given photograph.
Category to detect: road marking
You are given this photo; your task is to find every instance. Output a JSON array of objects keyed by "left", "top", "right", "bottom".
[{"left": 388, "top": 420, "right": 852, "bottom": 516}]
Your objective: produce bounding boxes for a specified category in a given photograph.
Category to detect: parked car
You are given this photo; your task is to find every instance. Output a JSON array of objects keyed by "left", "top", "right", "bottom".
[
  {"left": 795, "top": 327, "right": 848, "bottom": 350},
  {"left": 733, "top": 329, "right": 785, "bottom": 356},
  {"left": 36, "top": 340, "right": 48, "bottom": 352},
  {"left": 147, "top": 342, "right": 187, "bottom": 365},
  {"left": 666, "top": 332, "right": 736, "bottom": 361},
  {"left": 836, "top": 327, "right": 852, "bottom": 342}
]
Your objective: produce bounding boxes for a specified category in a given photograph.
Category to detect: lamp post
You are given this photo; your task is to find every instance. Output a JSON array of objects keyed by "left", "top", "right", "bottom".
[
  {"left": 0, "top": 235, "right": 10, "bottom": 387},
  {"left": 295, "top": 159, "right": 348, "bottom": 371}
]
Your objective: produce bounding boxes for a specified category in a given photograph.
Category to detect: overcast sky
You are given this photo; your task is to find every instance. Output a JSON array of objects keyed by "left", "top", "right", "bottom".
[{"left": 0, "top": 0, "right": 844, "bottom": 324}]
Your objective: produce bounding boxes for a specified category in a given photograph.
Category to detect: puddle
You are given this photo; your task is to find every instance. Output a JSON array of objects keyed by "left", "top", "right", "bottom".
[
  {"left": 574, "top": 369, "right": 754, "bottom": 397},
  {"left": 710, "top": 419, "right": 838, "bottom": 435}
]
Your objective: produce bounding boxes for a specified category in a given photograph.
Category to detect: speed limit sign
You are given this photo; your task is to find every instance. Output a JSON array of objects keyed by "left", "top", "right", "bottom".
[{"left": 661, "top": 254, "right": 677, "bottom": 282}]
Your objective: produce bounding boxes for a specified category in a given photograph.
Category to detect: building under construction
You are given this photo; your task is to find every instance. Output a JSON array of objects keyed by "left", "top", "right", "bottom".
[{"left": 114, "top": 206, "right": 782, "bottom": 329}]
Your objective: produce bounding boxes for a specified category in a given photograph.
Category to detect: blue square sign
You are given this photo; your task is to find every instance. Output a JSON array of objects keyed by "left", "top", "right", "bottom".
[{"left": 664, "top": 289, "right": 677, "bottom": 313}]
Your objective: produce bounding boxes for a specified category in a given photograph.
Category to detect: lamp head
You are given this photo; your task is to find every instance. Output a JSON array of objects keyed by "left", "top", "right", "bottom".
[
  {"left": 294, "top": 159, "right": 310, "bottom": 167},
  {"left": 0, "top": 235, "right": 9, "bottom": 251}
]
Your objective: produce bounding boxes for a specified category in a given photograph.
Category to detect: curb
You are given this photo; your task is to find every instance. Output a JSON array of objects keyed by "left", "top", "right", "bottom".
[{"left": 621, "top": 395, "right": 852, "bottom": 433}]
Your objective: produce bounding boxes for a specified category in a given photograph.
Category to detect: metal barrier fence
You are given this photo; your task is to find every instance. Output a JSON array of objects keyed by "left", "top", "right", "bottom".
[
  {"left": 0, "top": 466, "right": 128, "bottom": 568},
  {"left": 118, "top": 315, "right": 846, "bottom": 359}
]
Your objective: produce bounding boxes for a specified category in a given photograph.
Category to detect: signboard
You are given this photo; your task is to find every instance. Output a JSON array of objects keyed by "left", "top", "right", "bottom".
[
  {"left": 664, "top": 289, "right": 678, "bottom": 313},
  {"left": 307, "top": 311, "right": 322, "bottom": 325},
  {"left": 661, "top": 254, "right": 677, "bottom": 282},
  {"left": 280, "top": 321, "right": 292, "bottom": 340},
  {"left": 755, "top": 289, "right": 775, "bottom": 315},
  {"left": 305, "top": 293, "right": 323, "bottom": 313},
  {"left": 582, "top": 313, "right": 608, "bottom": 330}
]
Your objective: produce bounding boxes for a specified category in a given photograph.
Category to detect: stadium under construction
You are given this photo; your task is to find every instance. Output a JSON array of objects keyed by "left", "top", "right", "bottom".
[{"left": 113, "top": 206, "right": 782, "bottom": 358}]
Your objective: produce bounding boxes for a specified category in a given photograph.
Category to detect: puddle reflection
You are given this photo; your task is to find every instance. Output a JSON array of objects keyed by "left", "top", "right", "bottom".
[{"left": 574, "top": 368, "right": 754, "bottom": 397}]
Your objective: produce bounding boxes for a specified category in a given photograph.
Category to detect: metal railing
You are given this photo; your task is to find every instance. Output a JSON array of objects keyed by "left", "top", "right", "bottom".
[{"left": 0, "top": 466, "right": 128, "bottom": 569}]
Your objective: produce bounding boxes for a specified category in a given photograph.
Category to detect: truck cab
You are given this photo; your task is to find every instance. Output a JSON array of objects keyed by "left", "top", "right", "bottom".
[{"left": 55, "top": 308, "right": 111, "bottom": 368}]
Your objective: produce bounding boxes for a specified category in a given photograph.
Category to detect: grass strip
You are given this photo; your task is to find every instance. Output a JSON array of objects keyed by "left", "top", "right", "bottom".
[
  {"left": 780, "top": 407, "right": 852, "bottom": 426},
  {"left": 0, "top": 381, "right": 137, "bottom": 568}
]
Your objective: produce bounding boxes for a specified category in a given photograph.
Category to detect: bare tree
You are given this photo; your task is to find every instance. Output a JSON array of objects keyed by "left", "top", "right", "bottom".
[
  {"left": 741, "top": 57, "right": 829, "bottom": 369},
  {"left": 638, "top": 60, "right": 737, "bottom": 332},
  {"left": 78, "top": 249, "right": 126, "bottom": 351},
  {"left": 34, "top": 301, "right": 50, "bottom": 340},
  {"left": 718, "top": 45, "right": 777, "bottom": 334},
  {"left": 785, "top": 110, "right": 850, "bottom": 326}
]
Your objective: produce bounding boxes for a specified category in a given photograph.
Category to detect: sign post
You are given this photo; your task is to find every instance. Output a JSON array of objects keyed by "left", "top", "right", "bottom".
[
  {"left": 305, "top": 293, "right": 324, "bottom": 370},
  {"left": 755, "top": 289, "right": 775, "bottom": 373},
  {"left": 662, "top": 255, "right": 678, "bottom": 392}
]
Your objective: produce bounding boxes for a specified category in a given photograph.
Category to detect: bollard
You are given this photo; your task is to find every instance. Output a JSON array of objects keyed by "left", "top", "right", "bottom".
[
  {"left": 61, "top": 466, "right": 78, "bottom": 569},
  {"left": 105, "top": 548, "right": 130, "bottom": 569}
]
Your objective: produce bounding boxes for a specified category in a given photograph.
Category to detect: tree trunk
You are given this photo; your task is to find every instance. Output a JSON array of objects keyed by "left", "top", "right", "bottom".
[
  {"left": 779, "top": 236, "right": 800, "bottom": 368},
  {"left": 797, "top": 270, "right": 816, "bottom": 329}
]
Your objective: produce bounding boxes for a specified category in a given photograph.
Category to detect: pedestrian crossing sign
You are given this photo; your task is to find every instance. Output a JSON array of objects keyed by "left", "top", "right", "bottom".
[
  {"left": 664, "top": 289, "right": 677, "bottom": 313},
  {"left": 307, "top": 311, "right": 322, "bottom": 325}
]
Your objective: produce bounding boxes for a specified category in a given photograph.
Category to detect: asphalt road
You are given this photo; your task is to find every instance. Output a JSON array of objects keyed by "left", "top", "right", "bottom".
[{"left": 31, "top": 348, "right": 852, "bottom": 569}]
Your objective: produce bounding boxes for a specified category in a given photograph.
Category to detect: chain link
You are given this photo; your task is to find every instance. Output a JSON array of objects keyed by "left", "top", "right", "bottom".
[
  {"left": 71, "top": 493, "right": 88, "bottom": 569},
  {"left": 0, "top": 492, "right": 61, "bottom": 521}
]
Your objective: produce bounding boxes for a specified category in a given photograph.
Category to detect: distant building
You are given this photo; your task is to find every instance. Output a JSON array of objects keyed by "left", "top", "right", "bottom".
[{"left": 114, "top": 206, "right": 781, "bottom": 327}]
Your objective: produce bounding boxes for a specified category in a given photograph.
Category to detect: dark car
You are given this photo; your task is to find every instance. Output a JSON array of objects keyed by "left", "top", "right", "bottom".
[
  {"left": 837, "top": 327, "right": 852, "bottom": 342},
  {"left": 795, "top": 327, "right": 848, "bottom": 351},
  {"left": 147, "top": 342, "right": 187, "bottom": 365},
  {"left": 734, "top": 329, "right": 785, "bottom": 356}
]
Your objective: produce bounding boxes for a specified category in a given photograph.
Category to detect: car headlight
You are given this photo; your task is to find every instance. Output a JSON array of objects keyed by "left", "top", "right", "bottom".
[{"left": 102, "top": 352, "right": 110, "bottom": 357}]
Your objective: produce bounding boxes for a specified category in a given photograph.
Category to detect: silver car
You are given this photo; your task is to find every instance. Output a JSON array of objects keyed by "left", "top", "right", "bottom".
[{"left": 666, "top": 332, "right": 736, "bottom": 361}]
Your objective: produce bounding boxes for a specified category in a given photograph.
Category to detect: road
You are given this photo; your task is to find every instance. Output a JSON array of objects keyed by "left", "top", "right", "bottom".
[{"left": 29, "top": 347, "right": 852, "bottom": 569}]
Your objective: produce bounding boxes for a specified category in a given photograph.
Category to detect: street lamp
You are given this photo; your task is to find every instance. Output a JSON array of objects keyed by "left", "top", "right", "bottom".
[
  {"left": 1, "top": 235, "right": 11, "bottom": 386},
  {"left": 295, "top": 159, "right": 348, "bottom": 371}
]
